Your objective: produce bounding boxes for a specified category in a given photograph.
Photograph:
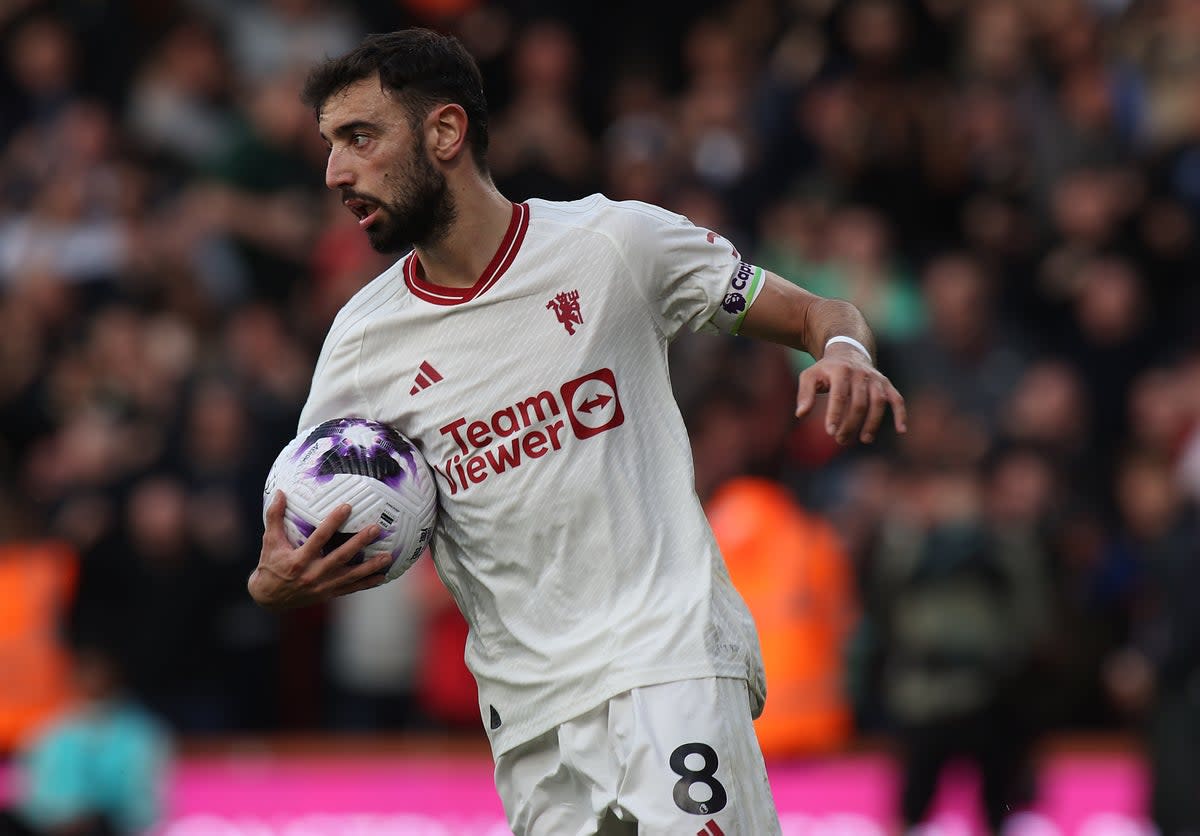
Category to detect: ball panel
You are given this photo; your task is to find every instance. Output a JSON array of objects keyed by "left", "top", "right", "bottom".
[{"left": 263, "top": 417, "right": 439, "bottom": 583}]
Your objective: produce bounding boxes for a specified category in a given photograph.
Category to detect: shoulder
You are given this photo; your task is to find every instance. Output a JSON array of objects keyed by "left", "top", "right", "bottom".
[
  {"left": 525, "top": 195, "right": 689, "bottom": 255},
  {"left": 528, "top": 194, "right": 685, "bottom": 235},
  {"left": 321, "top": 258, "right": 407, "bottom": 349}
]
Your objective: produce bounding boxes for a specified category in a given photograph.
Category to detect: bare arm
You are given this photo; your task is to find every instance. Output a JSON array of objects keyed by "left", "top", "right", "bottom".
[{"left": 739, "top": 271, "right": 906, "bottom": 445}]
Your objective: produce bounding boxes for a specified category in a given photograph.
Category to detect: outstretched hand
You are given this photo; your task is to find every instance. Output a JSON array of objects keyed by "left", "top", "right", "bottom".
[
  {"left": 795, "top": 343, "right": 907, "bottom": 445},
  {"left": 248, "top": 491, "right": 392, "bottom": 611}
]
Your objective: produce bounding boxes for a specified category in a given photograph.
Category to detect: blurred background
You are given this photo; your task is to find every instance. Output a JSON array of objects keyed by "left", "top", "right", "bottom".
[{"left": 0, "top": 0, "right": 1198, "bottom": 834}]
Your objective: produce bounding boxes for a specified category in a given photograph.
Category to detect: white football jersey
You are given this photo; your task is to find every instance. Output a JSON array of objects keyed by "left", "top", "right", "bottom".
[{"left": 300, "top": 195, "right": 768, "bottom": 755}]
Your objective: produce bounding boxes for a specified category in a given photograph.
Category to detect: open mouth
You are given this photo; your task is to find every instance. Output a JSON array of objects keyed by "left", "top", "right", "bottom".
[{"left": 345, "top": 198, "right": 382, "bottom": 228}]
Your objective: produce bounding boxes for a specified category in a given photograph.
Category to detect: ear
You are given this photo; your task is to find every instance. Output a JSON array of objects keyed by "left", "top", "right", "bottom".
[{"left": 427, "top": 103, "right": 470, "bottom": 163}]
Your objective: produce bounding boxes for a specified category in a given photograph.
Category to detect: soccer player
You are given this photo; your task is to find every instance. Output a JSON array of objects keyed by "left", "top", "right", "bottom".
[{"left": 248, "top": 29, "right": 906, "bottom": 835}]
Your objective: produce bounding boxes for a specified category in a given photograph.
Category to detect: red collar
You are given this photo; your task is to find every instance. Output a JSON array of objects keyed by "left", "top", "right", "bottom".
[{"left": 403, "top": 202, "right": 530, "bottom": 305}]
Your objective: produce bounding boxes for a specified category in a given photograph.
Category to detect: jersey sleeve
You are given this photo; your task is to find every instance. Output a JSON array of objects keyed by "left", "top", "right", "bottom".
[
  {"left": 297, "top": 318, "right": 370, "bottom": 431},
  {"left": 608, "top": 201, "right": 765, "bottom": 340}
]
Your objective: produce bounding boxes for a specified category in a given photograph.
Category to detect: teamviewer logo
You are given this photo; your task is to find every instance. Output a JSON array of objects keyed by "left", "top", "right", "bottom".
[{"left": 560, "top": 368, "right": 624, "bottom": 439}]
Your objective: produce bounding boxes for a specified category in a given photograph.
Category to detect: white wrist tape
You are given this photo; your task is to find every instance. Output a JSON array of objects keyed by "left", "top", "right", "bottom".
[{"left": 825, "top": 335, "right": 872, "bottom": 361}]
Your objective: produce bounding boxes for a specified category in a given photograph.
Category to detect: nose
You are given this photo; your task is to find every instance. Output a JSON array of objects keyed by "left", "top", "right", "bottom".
[{"left": 325, "top": 147, "right": 353, "bottom": 191}]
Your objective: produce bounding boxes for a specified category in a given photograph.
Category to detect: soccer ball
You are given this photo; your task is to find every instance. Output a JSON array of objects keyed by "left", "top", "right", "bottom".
[{"left": 263, "top": 417, "right": 438, "bottom": 582}]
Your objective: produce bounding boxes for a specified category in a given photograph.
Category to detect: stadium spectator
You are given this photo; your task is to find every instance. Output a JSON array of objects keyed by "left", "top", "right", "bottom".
[
  {"left": 0, "top": 529, "right": 76, "bottom": 757},
  {"left": 69, "top": 475, "right": 219, "bottom": 732},
  {"left": 489, "top": 20, "right": 595, "bottom": 201},
  {"left": 1103, "top": 449, "right": 1200, "bottom": 836},
  {"left": 0, "top": 13, "right": 78, "bottom": 144},
  {"left": 706, "top": 473, "right": 858, "bottom": 758},
  {"left": 197, "top": 0, "right": 365, "bottom": 87},
  {"left": 0, "top": 642, "right": 170, "bottom": 836},
  {"left": 892, "top": 251, "right": 1025, "bottom": 435},
  {"left": 864, "top": 458, "right": 1054, "bottom": 833},
  {"left": 124, "top": 17, "right": 239, "bottom": 171},
  {"left": 175, "top": 376, "right": 283, "bottom": 730}
]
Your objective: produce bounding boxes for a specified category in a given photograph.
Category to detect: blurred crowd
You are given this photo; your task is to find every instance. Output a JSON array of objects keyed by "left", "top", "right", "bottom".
[{"left": 1, "top": 0, "right": 1199, "bottom": 828}]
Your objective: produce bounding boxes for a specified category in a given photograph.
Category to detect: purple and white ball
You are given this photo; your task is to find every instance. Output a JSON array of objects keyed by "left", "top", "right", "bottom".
[{"left": 262, "top": 417, "right": 438, "bottom": 582}]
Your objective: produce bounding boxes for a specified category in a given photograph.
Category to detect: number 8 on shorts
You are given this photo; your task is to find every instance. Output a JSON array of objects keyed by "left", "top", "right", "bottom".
[{"left": 670, "top": 742, "right": 728, "bottom": 815}]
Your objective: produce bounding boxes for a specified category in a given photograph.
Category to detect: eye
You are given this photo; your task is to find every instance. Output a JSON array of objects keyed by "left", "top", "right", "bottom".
[{"left": 351, "top": 133, "right": 370, "bottom": 148}]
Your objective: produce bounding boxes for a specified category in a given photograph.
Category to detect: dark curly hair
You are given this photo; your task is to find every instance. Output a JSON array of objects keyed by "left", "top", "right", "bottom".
[{"left": 301, "top": 28, "right": 489, "bottom": 170}]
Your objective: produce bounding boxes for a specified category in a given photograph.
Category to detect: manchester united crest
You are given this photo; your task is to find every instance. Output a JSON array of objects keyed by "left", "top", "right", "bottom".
[{"left": 547, "top": 289, "right": 583, "bottom": 335}]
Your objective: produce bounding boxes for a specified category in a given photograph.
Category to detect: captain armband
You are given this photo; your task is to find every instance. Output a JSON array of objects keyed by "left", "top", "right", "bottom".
[{"left": 710, "top": 261, "right": 766, "bottom": 335}]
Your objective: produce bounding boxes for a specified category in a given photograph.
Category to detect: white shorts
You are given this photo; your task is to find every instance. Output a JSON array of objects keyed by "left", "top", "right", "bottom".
[{"left": 494, "top": 677, "right": 781, "bottom": 836}]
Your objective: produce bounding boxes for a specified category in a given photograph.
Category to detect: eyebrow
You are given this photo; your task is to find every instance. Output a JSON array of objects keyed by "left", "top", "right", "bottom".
[{"left": 319, "top": 119, "right": 384, "bottom": 143}]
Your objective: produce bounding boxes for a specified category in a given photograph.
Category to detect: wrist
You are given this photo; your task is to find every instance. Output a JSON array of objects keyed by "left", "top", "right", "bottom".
[{"left": 824, "top": 335, "right": 872, "bottom": 362}]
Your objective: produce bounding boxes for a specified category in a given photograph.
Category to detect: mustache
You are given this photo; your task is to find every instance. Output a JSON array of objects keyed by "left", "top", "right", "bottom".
[{"left": 340, "top": 189, "right": 383, "bottom": 205}]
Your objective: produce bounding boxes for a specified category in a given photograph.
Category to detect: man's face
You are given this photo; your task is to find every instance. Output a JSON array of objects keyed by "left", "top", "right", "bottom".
[{"left": 319, "top": 75, "right": 455, "bottom": 252}]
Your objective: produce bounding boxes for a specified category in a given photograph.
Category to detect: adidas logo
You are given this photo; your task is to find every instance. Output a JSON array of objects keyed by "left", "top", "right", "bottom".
[
  {"left": 696, "top": 820, "right": 725, "bottom": 836},
  {"left": 409, "top": 361, "right": 443, "bottom": 395}
]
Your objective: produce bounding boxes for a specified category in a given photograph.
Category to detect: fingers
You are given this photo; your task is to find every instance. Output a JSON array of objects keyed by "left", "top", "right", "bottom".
[
  {"left": 325, "top": 522, "right": 384, "bottom": 566},
  {"left": 795, "top": 370, "right": 821, "bottom": 418},
  {"left": 264, "top": 490, "right": 287, "bottom": 530},
  {"left": 303, "top": 503, "right": 354, "bottom": 555},
  {"left": 331, "top": 564, "right": 392, "bottom": 598},
  {"left": 860, "top": 382, "right": 889, "bottom": 443},
  {"left": 838, "top": 374, "right": 871, "bottom": 445},
  {"left": 846, "top": 375, "right": 906, "bottom": 443},
  {"left": 260, "top": 490, "right": 294, "bottom": 562},
  {"left": 796, "top": 361, "right": 835, "bottom": 419},
  {"left": 826, "top": 370, "right": 879, "bottom": 445},
  {"left": 252, "top": 496, "right": 394, "bottom": 609},
  {"left": 327, "top": 548, "right": 392, "bottom": 594},
  {"left": 801, "top": 361, "right": 907, "bottom": 445},
  {"left": 305, "top": 510, "right": 387, "bottom": 590},
  {"left": 824, "top": 370, "right": 850, "bottom": 440},
  {"left": 890, "top": 386, "right": 908, "bottom": 435},
  {"left": 294, "top": 523, "right": 390, "bottom": 598}
]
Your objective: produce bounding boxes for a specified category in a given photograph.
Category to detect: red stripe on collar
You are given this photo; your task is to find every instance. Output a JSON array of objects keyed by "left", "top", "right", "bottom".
[{"left": 404, "top": 202, "right": 530, "bottom": 306}]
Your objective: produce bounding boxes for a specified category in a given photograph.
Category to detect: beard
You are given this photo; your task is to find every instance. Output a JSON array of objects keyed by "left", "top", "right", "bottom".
[{"left": 362, "top": 139, "right": 456, "bottom": 254}]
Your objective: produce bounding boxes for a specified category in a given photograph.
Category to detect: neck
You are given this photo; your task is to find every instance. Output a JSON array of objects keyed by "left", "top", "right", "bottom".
[{"left": 413, "top": 177, "right": 512, "bottom": 288}]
